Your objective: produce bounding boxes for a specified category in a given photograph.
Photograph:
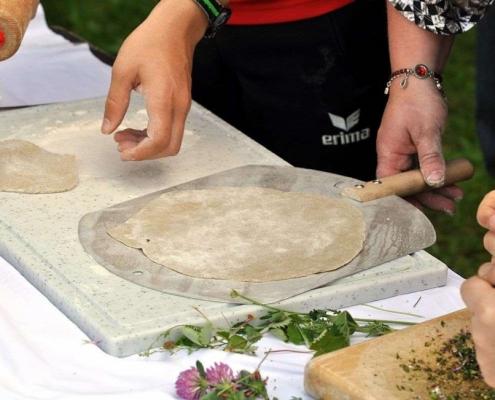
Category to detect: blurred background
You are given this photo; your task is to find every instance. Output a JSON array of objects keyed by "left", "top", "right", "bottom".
[{"left": 40, "top": 0, "right": 495, "bottom": 278}]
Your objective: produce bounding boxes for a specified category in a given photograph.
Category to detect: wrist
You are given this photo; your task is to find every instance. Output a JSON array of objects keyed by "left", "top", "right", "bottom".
[
  {"left": 385, "top": 64, "right": 445, "bottom": 98},
  {"left": 386, "top": 2, "right": 454, "bottom": 74},
  {"left": 190, "top": 0, "right": 231, "bottom": 38},
  {"left": 151, "top": 0, "right": 209, "bottom": 45}
]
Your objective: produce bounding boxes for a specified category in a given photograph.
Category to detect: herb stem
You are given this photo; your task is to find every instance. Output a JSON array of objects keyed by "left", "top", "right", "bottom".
[
  {"left": 354, "top": 318, "right": 417, "bottom": 326},
  {"left": 361, "top": 304, "right": 425, "bottom": 319},
  {"left": 264, "top": 349, "right": 313, "bottom": 355},
  {"left": 231, "top": 290, "right": 307, "bottom": 316}
]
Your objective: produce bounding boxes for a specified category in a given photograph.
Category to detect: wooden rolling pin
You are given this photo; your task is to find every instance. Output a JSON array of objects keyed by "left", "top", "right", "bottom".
[
  {"left": 342, "top": 158, "right": 474, "bottom": 202},
  {"left": 0, "top": 0, "right": 38, "bottom": 61}
]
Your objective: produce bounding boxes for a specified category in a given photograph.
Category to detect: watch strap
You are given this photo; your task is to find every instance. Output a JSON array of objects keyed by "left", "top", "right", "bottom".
[{"left": 191, "top": 0, "right": 231, "bottom": 38}]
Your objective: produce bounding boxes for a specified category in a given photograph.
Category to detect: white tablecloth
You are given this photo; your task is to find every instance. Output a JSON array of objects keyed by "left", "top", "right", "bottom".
[
  {"left": 0, "top": 6, "right": 467, "bottom": 400},
  {"left": 0, "top": 257, "right": 465, "bottom": 400}
]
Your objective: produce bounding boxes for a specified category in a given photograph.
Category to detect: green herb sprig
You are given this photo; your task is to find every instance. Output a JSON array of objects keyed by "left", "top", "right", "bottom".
[{"left": 147, "top": 290, "right": 416, "bottom": 357}]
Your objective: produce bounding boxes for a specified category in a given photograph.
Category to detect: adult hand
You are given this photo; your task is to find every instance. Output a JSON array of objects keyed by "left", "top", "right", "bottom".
[
  {"left": 376, "top": 80, "right": 463, "bottom": 213},
  {"left": 461, "top": 263, "right": 495, "bottom": 388},
  {"left": 101, "top": 0, "right": 207, "bottom": 161}
]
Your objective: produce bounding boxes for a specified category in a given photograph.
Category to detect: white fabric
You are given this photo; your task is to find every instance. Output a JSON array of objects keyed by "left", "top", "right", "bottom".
[
  {"left": 0, "top": 257, "right": 465, "bottom": 400},
  {"left": 0, "top": 6, "right": 111, "bottom": 108},
  {"left": 0, "top": 6, "right": 467, "bottom": 400}
]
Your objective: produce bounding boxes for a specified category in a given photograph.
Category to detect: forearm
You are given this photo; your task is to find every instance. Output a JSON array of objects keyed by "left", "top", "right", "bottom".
[
  {"left": 386, "top": 1, "right": 453, "bottom": 73},
  {"left": 149, "top": 0, "right": 230, "bottom": 46}
]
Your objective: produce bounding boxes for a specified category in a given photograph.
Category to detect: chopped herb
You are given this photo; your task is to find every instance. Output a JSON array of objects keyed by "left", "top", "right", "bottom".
[{"left": 398, "top": 329, "right": 495, "bottom": 400}]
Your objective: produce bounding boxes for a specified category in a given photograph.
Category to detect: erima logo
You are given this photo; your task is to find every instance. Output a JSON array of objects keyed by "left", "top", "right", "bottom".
[
  {"left": 323, "top": 109, "right": 370, "bottom": 146},
  {"left": 328, "top": 109, "right": 360, "bottom": 132}
]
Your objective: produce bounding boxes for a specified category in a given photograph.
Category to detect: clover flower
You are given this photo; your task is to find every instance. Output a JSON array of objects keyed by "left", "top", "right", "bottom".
[
  {"left": 176, "top": 361, "right": 269, "bottom": 399},
  {"left": 175, "top": 366, "right": 204, "bottom": 400},
  {"left": 205, "top": 362, "right": 235, "bottom": 385}
]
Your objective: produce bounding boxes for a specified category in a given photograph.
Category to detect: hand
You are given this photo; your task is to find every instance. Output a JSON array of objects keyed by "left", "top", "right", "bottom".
[
  {"left": 461, "top": 263, "right": 495, "bottom": 388},
  {"left": 101, "top": 0, "right": 207, "bottom": 161},
  {"left": 376, "top": 79, "right": 463, "bottom": 213},
  {"left": 478, "top": 190, "right": 495, "bottom": 259}
]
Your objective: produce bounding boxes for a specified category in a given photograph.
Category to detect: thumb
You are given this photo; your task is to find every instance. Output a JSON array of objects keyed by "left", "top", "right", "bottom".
[
  {"left": 416, "top": 133, "right": 446, "bottom": 187},
  {"left": 477, "top": 190, "right": 495, "bottom": 230},
  {"left": 376, "top": 144, "right": 415, "bottom": 179},
  {"left": 101, "top": 68, "right": 132, "bottom": 134}
]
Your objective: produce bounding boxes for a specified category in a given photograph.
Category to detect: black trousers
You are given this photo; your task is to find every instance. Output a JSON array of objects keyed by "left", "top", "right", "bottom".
[{"left": 192, "top": 0, "right": 390, "bottom": 181}]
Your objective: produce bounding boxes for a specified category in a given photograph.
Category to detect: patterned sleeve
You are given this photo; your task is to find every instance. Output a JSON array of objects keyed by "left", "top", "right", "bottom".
[{"left": 389, "top": 0, "right": 494, "bottom": 34}]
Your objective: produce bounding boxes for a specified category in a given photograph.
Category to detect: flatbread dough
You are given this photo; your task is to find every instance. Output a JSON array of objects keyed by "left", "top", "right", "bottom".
[
  {"left": 0, "top": 139, "right": 78, "bottom": 193},
  {"left": 108, "top": 187, "right": 366, "bottom": 282}
]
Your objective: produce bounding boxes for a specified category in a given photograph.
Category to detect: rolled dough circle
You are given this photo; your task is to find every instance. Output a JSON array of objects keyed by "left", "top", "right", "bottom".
[
  {"left": 108, "top": 187, "right": 366, "bottom": 282},
  {"left": 0, "top": 139, "right": 78, "bottom": 193}
]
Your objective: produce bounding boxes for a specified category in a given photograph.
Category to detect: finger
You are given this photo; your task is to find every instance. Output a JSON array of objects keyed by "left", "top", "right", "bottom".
[
  {"left": 159, "top": 121, "right": 184, "bottom": 157},
  {"left": 432, "top": 185, "right": 464, "bottom": 201},
  {"left": 114, "top": 128, "right": 148, "bottom": 143},
  {"left": 461, "top": 276, "right": 494, "bottom": 309},
  {"left": 376, "top": 152, "right": 413, "bottom": 179},
  {"left": 161, "top": 95, "right": 190, "bottom": 157},
  {"left": 478, "top": 262, "right": 495, "bottom": 285},
  {"left": 102, "top": 64, "right": 133, "bottom": 135},
  {"left": 477, "top": 190, "right": 495, "bottom": 230},
  {"left": 484, "top": 233, "right": 495, "bottom": 258},
  {"left": 413, "top": 191, "right": 456, "bottom": 214},
  {"left": 470, "top": 313, "right": 495, "bottom": 388},
  {"left": 405, "top": 196, "right": 424, "bottom": 211},
  {"left": 121, "top": 94, "right": 173, "bottom": 161},
  {"left": 473, "top": 346, "right": 495, "bottom": 388},
  {"left": 118, "top": 140, "right": 139, "bottom": 153},
  {"left": 416, "top": 134, "right": 446, "bottom": 187}
]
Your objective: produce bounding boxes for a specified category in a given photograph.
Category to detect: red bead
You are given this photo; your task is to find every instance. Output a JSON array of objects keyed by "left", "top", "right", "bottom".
[
  {"left": 0, "top": 30, "right": 5, "bottom": 48},
  {"left": 415, "top": 64, "right": 429, "bottom": 78}
]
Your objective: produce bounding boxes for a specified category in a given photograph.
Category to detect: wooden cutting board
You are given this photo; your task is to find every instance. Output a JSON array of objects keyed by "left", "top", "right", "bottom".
[{"left": 304, "top": 309, "right": 490, "bottom": 399}]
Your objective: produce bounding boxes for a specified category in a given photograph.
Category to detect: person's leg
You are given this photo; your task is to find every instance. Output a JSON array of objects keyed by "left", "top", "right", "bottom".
[{"left": 476, "top": 6, "right": 495, "bottom": 177}]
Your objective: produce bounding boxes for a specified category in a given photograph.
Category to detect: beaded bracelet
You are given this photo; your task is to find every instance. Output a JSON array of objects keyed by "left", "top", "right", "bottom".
[{"left": 384, "top": 64, "right": 445, "bottom": 97}]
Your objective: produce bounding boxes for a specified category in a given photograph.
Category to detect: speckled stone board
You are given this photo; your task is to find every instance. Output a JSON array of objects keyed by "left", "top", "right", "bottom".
[{"left": 0, "top": 96, "right": 448, "bottom": 356}]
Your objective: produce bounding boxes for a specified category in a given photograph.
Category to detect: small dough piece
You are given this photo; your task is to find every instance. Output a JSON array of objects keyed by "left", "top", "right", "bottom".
[
  {"left": 108, "top": 187, "right": 366, "bottom": 282},
  {"left": 0, "top": 139, "right": 78, "bottom": 193}
]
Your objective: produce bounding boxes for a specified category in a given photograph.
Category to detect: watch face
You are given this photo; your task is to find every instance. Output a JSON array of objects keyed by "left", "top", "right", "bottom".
[{"left": 214, "top": 9, "right": 231, "bottom": 28}]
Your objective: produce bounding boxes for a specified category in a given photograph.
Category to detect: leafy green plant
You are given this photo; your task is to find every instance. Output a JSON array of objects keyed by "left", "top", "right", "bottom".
[{"left": 147, "top": 290, "right": 415, "bottom": 357}]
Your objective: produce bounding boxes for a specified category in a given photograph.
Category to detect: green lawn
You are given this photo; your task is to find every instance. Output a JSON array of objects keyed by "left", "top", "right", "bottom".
[
  {"left": 40, "top": 0, "right": 492, "bottom": 278},
  {"left": 426, "top": 30, "right": 494, "bottom": 277}
]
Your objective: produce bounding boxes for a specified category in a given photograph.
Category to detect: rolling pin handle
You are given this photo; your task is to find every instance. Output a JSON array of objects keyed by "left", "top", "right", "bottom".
[{"left": 342, "top": 158, "right": 475, "bottom": 202}]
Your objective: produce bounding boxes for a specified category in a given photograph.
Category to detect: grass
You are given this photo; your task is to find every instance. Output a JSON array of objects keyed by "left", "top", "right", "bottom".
[
  {"left": 427, "top": 29, "right": 494, "bottom": 277},
  {"left": 42, "top": 0, "right": 159, "bottom": 54},
  {"left": 39, "top": 0, "right": 491, "bottom": 278}
]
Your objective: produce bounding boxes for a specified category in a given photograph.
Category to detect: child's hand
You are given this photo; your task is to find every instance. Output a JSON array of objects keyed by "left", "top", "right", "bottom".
[
  {"left": 461, "top": 263, "right": 495, "bottom": 388},
  {"left": 101, "top": 0, "right": 207, "bottom": 161},
  {"left": 478, "top": 191, "right": 495, "bottom": 260},
  {"left": 460, "top": 190, "right": 495, "bottom": 388}
]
